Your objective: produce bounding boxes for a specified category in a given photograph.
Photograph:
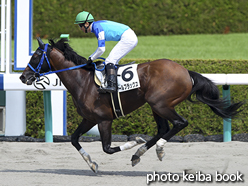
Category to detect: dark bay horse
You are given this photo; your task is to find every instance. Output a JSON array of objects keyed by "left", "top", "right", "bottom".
[{"left": 20, "top": 38, "right": 243, "bottom": 173}]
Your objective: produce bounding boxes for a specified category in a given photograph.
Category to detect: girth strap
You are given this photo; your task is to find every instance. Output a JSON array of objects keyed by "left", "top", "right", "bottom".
[{"left": 110, "top": 91, "right": 125, "bottom": 118}]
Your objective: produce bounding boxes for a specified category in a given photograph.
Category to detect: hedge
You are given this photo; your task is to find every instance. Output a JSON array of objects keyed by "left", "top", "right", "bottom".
[
  {"left": 11, "top": 0, "right": 248, "bottom": 38},
  {"left": 25, "top": 59, "right": 248, "bottom": 138}
]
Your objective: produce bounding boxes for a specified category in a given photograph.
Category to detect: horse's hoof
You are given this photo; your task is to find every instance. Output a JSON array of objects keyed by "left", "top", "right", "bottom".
[
  {"left": 135, "top": 137, "right": 147, "bottom": 144},
  {"left": 131, "top": 155, "right": 140, "bottom": 167},
  {"left": 90, "top": 162, "right": 98, "bottom": 173},
  {"left": 156, "top": 148, "right": 165, "bottom": 161}
]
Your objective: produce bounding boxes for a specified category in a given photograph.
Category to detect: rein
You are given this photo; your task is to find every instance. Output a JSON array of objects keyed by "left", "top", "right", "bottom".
[{"left": 28, "top": 44, "right": 105, "bottom": 80}]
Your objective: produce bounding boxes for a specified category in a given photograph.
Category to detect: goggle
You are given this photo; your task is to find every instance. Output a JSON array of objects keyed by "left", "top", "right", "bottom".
[{"left": 78, "top": 23, "right": 85, "bottom": 28}]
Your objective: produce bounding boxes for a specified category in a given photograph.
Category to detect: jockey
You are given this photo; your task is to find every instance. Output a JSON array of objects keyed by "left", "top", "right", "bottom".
[{"left": 75, "top": 11, "right": 138, "bottom": 93}]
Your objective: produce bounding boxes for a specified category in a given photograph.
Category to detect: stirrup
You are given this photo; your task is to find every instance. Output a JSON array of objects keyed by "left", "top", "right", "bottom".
[
  {"left": 101, "top": 86, "right": 116, "bottom": 93},
  {"left": 98, "top": 84, "right": 116, "bottom": 94}
]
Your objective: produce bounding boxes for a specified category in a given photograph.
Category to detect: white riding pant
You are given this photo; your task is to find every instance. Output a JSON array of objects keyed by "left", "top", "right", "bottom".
[{"left": 105, "top": 28, "right": 138, "bottom": 65}]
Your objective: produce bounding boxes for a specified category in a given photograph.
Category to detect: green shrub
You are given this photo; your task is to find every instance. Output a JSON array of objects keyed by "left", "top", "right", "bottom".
[
  {"left": 11, "top": 0, "right": 248, "bottom": 38},
  {"left": 25, "top": 91, "right": 45, "bottom": 138}
]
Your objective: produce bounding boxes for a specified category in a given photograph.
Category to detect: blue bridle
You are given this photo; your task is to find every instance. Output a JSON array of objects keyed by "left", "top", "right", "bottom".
[{"left": 28, "top": 43, "right": 105, "bottom": 79}]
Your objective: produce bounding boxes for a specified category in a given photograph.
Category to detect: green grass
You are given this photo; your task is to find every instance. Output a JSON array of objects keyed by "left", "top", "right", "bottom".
[{"left": 30, "top": 33, "right": 248, "bottom": 60}]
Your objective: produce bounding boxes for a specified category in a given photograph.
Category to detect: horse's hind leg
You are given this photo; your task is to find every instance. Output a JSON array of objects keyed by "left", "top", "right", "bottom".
[
  {"left": 131, "top": 111, "right": 170, "bottom": 166},
  {"left": 152, "top": 107, "right": 189, "bottom": 141},
  {"left": 161, "top": 109, "right": 188, "bottom": 142},
  {"left": 153, "top": 112, "right": 170, "bottom": 161},
  {"left": 71, "top": 118, "right": 98, "bottom": 173},
  {"left": 98, "top": 121, "right": 146, "bottom": 155},
  {"left": 153, "top": 109, "right": 189, "bottom": 161}
]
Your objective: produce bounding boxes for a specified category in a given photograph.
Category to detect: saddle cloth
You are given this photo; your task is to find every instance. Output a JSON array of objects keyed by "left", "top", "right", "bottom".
[
  {"left": 94, "top": 62, "right": 140, "bottom": 92},
  {"left": 94, "top": 62, "right": 140, "bottom": 118}
]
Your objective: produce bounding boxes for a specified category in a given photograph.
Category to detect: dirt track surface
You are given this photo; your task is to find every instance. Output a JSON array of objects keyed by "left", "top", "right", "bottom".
[{"left": 0, "top": 141, "right": 247, "bottom": 186}]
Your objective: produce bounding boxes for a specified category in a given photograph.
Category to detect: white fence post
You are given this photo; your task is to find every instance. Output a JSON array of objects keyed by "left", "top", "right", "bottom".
[
  {"left": 6, "top": 0, "right": 11, "bottom": 74},
  {"left": 1, "top": 0, "right": 6, "bottom": 71}
]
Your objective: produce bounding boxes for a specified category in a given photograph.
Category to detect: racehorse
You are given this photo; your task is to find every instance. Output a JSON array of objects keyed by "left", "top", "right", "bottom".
[{"left": 20, "top": 38, "right": 243, "bottom": 173}]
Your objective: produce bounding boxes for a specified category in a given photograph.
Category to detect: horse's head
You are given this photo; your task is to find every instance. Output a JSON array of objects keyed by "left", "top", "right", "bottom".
[{"left": 20, "top": 38, "right": 52, "bottom": 85}]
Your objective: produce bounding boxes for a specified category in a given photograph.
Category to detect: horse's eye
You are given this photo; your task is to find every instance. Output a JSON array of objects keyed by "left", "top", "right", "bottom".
[
  {"left": 36, "top": 51, "right": 42, "bottom": 55},
  {"left": 33, "top": 54, "right": 39, "bottom": 59}
]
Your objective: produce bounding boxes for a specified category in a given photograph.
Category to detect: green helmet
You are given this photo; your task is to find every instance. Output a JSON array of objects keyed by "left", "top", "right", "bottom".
[{"left": 74, "top": 11, "right": 94, "bottom": 24}]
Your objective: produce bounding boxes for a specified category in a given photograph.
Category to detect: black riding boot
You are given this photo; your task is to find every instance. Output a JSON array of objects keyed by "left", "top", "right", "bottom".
[{"left": 103, "top": 63, "right": 117, "bottom": 93}]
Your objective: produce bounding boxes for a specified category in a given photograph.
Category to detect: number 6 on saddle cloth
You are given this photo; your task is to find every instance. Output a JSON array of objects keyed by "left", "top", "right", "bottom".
[{"left": 94, "top": 61, "right": 140, "bottom": 93}]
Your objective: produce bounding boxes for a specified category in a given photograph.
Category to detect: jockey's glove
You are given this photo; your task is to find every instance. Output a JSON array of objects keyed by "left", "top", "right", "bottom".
[{"left": 87, "top": 57, "right": 93, "bottom": 64}]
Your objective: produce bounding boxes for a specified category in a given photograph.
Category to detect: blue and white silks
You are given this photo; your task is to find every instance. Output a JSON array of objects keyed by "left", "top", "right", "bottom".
[{"left": 89, "top": 20, "right": 138, "bottom": 65}]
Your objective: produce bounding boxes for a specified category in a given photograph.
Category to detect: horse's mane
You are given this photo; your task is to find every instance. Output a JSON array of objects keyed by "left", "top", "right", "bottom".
[{"left": 49, "top": 38, "right": 87, "bottom": 65}]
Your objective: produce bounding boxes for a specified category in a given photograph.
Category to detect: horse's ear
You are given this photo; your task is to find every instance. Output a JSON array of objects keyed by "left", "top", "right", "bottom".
[{"left": 37, "top": 37, "right": 45, "bottom": 49}]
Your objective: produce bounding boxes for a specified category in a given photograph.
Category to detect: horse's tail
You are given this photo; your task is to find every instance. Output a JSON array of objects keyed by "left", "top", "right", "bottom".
[{"left": 187, "top": 70, "right": 244, "bottom": 118}]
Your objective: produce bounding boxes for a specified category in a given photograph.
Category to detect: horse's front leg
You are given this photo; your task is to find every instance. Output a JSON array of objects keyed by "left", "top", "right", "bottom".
[
  {"left": 98, "top": 121, "right": 146, "bottom": 154},
  {"left": 71, "top": 118, "right": 98, "bottom": 173}
]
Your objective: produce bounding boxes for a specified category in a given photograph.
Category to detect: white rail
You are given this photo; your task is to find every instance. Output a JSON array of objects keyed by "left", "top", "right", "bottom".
[
  {"left": 203, "top": 74, "right": 248, "bottom": 85},
  {"left": 0, "top": 73, "right": 66, "bottom": 91},
  {"left": 1, "top": 73, "right": 248, "bottom": 91}
]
